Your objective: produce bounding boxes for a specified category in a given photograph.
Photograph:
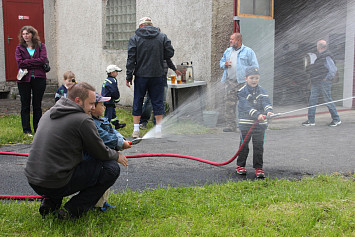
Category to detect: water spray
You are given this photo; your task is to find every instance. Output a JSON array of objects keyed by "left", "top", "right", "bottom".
[
  {"left": 270, "top": 96, "right": 355, "bottom": 118},
  {"left": 1, "top": 96, "right": 354, "bottom": 200}
]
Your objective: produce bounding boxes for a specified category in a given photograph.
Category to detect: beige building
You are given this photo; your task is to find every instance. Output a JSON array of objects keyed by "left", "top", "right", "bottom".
[{"left": 1, "top": 0, "right": 355, "bottom": 109}]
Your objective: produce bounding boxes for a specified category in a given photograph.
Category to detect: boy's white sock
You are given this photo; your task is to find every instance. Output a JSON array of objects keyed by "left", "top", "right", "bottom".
[
  {"left": 134, "top": 124, "right": 140, "bottom": 132},
  {"left": 155, "top": 124, "right": 162, "bottom": 133}
]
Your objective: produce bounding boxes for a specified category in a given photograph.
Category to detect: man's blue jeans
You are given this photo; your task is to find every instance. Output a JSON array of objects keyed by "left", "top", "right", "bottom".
[
  {"left": 307, "top": 80, "right": 340, "bottom": 123},
  {"left": 29, "top": 159, "right": 120, "bottom": 217}
]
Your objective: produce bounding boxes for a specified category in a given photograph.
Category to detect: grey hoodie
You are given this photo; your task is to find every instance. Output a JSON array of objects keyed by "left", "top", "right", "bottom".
[
  {"left": 126, "top": 26, "right": 174, "bottom": 81},
  {"left": 24, "top": 97, "right": 118, "bottom": 188}
]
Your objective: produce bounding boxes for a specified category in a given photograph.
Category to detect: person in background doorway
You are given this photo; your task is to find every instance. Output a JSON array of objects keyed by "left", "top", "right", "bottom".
[
  {"left": 126, "top": 17, "right": 174, "bottom": 138},
  {"left": 15, "top": 25, "right": 48, "bottom": 135},
  {"left": 302, "top": 40, "right": 341, "bottom": 127},
  {"left": 54, "top": 71, "right": 76, "bottom": 103},
  {"left": 102, "top": 65, "right": 126, "bottom": 129},
  {"left": 236, "top": 67, "right": 273, "bottom": 178},
  {"left": 220, "top": 33, "right": 259, "bottom": 132}
]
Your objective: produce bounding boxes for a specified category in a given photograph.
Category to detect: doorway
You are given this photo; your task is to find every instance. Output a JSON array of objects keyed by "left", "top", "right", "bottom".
[{"left": 2, "top": 0, "right": 45, "bottom": 81}]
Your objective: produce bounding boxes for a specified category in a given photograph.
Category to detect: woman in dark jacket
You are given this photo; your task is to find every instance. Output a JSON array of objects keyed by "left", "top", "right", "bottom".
[{"left": 15, "top": 25, "right": 47, "bottom": 134}]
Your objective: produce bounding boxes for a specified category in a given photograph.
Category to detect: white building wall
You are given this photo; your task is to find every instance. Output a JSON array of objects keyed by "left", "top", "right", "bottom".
[
  {"left": 344, "top": 0, "right": 355, "bottom": 108},
  {"left": 54, "top": 0, "right": 129, "bottom": 104},
  {"left": 137, "top": 0, "right": 213, "bottom": 83}
]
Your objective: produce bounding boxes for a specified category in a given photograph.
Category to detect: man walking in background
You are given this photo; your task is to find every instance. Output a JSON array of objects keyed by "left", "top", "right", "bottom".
[
  {"left": 302, "top": 40, "right": 341, "bottom": 127},
  {"left": 220, "top": 33, "right": 259, "bottom": 132}
]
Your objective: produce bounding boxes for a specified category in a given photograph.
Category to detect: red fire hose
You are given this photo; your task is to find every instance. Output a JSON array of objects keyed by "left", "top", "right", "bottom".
[{"left": 0, "top": 122, "right": 259, "bottom": 200}]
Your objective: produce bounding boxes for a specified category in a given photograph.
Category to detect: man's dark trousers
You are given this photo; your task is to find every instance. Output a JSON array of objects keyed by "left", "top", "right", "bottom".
[{"left": 29, "top": 159, "right": 120, "bottom": 217}]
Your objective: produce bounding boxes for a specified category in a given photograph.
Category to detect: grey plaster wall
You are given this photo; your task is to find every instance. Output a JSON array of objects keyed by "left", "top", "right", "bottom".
[
  {"left": 210, "top": 0, "right": 234, "bottom": 112},
  {"left": 137, "top": 0, "right": 213, "bottom": 82},
  {"left": 54, "top": 0, "right": 130, "bottom": 105},
  {"left": 0, "top": 1, "right": 5, "bottom": 83},
  {"left": 343, "top": 0, "right": 355, "bottom": 108},
  {"left": 43, "top": 0, "right": 56, "bottom": 82},
  {"left": 136, "top": 0, "right": 213, "bottom": 107}
]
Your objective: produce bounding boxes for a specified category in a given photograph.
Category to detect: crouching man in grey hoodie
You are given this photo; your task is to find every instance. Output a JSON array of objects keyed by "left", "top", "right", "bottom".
[{"left": 25, "top": 82, "right": 128, "bottom": 219}]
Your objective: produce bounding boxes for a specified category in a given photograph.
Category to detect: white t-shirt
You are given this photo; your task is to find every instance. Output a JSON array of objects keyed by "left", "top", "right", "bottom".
[{"left": 226, "top": 48, "right": 240, "bottom": 81}]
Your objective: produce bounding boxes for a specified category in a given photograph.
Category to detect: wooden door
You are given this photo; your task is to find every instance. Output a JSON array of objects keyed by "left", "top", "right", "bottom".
[{"left": 2, "top": 0, "right": 45, "bottom": 81}]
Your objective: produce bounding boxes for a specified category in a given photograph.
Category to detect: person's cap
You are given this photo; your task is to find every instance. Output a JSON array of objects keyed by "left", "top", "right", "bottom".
[
  {"left": 139, "top": 17, "right": 153, "bottom": 26},
  {"left": 106, "top": 65, "right": 122, "bottom": 73},
  {"left": 96, "top": 93, "right": 111, "bottom": 103},
  {"left": 245, "top": 67, "right": 260, "bottom": 77}
]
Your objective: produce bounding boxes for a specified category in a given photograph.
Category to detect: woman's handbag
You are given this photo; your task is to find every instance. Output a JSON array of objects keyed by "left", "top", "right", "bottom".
[
  {"left": 43, "top": 58, "right": 51, "bottom": 73},
  {"left": 39, "top": 43, "right": 51, "bottom": 73}
]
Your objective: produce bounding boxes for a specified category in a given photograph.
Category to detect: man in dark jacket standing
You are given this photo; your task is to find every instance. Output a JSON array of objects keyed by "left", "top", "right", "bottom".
[
  {"left": 25, "top": 82, "right": 128, "bottom": 218},
  {"left": 302, "top": 40, "right": 341, "bottom": 127},
  {"left": 126, "top": 17, "right": 174, "bottom": 138}
]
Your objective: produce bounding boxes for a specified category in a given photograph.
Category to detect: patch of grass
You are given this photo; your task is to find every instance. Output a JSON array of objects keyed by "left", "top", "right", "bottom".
[
  {"left": 0, "top": 175, "right": 353, "bottom": 236},
  {"left": 0, "top": 106, "right": 213, "bottom": 145},
  {"left": 0, "top": 115, "right": 34, "bottom": 145}
]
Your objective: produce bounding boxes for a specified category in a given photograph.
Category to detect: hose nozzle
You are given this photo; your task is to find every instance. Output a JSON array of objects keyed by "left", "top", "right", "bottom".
[
  {"left": 128, "top": 138, "right": 143, "bottom": 146},
  {"left": 267, "top": 113, "right": 281, "bottom": 119}
]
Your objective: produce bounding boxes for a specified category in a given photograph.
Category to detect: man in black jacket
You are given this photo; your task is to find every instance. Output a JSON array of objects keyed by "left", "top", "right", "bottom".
[
  {"left": 126, "top": 17, "right": 174, "bottom": 138},
  {"left": 25, "top": 82, "right": 128, "bottom": 218}
]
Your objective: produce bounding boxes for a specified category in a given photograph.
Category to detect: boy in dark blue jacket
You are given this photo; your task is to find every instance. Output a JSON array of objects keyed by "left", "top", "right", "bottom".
[
  {"left": 236, "top": 67, "right": 274, "bottom": 178},
  {"left": 54, "top": 71, "right": 76, "bottom": 103},
  {"left": 84, "top": 93, "right": 131, "bottom": 211},
  {"left": 102, "top": 65, "right": 126, "bottom": 129}
]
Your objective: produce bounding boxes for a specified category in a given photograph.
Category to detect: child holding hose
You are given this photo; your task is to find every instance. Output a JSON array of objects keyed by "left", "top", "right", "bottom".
[
  {"left": 236, "top": 67, "right": 274, "bottom": 178},
  {"left": 83, "top": 93, "right": 131, "bottom": 211}
]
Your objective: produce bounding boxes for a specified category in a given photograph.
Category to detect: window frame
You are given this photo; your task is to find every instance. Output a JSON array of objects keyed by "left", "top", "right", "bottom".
[
  {"left": 236, "top": 0, "right": 274, "bottom": 19},
  {"left": 103, "top": 0, "right": 136, "bottom": 50}
]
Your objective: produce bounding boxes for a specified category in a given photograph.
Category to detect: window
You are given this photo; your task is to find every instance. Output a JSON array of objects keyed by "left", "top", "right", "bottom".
[
  {"left": 237, "top": 0, "right": 274, "bottom": 19},
  {"left": 105, "top": 0, "right": 136, "bottom": 50}
]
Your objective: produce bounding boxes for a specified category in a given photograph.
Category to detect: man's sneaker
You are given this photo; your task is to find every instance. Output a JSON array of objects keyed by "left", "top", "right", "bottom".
[
  {"left": 57, "top": 209, "right": 72, "bottom": 219},
  {"left": 255, "top": 168, "right": 265, "bottom": 178},
  {"left": 302, "top": 120, "right": 315, "bottom": 126},
  {"left": 328, "top": 120, "right": 341, "bottom": 127},
  {"left": 132, "top": 130, "right": 140, "bottom": 138},
  {"left": 236, "top": 166, "right": 247, "bottom": 175},
  {"left": 115, "top": 123, "right": 126, "bottom": 129},
  {"left": 139, "top": 123, "right": 147, "bottom": 130},
  {"left": 39, "top": 198, "right": 61, "bottom": 217}
]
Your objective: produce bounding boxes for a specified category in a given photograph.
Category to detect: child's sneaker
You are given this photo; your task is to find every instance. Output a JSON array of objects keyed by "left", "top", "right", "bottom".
[
  {"left": 236, "top": 166, "right": 247, "bottom": 175},
  {"left": 255, "top": 168, "right": 265, "bottom": 178},
  {"left": 100, "top": 202, "right": 116, "bottom": 212}
]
